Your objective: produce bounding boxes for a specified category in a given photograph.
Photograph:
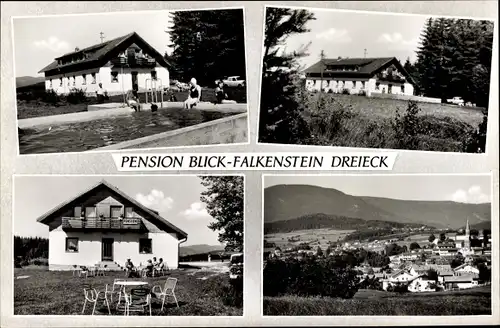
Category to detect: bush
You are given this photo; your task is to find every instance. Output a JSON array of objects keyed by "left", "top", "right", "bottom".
[
  {"left": 391, "top": 100, "right": 422, "bottom": 150},
  {"left": 203, "top": 275, "right": 243, "bottom": 308},
  {"left": 66, "top": 88, "right": 88, "bottom": 104},
  {"left": 264, "top": 256, "right": 360, "bottom": 298},
  {"left": 342, "top": 88, "right": 350, "bottom": 95},
  {"left": 42, "top": 89, "right": 61, "bottom": 105}
]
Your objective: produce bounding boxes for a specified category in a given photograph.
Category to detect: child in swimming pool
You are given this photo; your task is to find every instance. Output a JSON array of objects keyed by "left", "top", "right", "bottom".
[{"left": 184, "top": 78, "right": 201, "bottom": 109}]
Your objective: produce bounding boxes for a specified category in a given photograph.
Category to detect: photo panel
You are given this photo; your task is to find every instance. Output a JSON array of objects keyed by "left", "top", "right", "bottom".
[
  {"left": 262, "top": 174, "right": 493, "bottom": 316},
  {"left": 13, "top": 174, "right": 244, "bottom": 316},
  {"left": 258, "top": 6, "right": 494, "bottom": 154},
  {"left": 13, "top": 7, "right": 249, "bottom": 156}
]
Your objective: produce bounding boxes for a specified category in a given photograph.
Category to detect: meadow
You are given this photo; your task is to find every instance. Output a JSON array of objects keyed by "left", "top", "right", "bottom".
[
  {"left": 303, "top": 93, "right": 486, "bottom": 153},
  {"left": 14, "top": 267, "right": 242, "bottom": 316},
  {"left": 263, "top": 286, "right": 492, "bottom": 316},
  {"left": 265, "top": 228, "right": 355, "bottom": 249}
]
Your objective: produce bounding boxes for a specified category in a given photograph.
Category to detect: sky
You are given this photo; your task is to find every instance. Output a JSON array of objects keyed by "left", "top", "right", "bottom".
[
  {"left": 274, "top": 8, "right": 430, "bottom": 70},
  {"left": 13, "top": 10, "right": 175, "bottom": 77},
  {"left": 14, "top": 175, "right": 224, "bottom": 246},
  {"left": 264, "top": 175, "right": 492, "bottom": 204}
]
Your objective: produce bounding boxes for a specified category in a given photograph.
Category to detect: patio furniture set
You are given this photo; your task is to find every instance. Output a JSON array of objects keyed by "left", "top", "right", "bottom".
[
  {"left": 82, "top": 277, "right": 179, "bottom": 316},
  {"left": 73, "top": 264, "right": 108, "bottom": 278}
]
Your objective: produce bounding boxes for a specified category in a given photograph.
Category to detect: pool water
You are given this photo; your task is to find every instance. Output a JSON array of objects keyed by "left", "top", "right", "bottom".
[{"left": 19, "top": 107, "right": 233, "bottom": 154}]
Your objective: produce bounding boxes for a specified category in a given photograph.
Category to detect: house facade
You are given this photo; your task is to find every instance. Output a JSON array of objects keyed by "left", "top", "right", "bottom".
[
  {"left": 303, "top": 57, "right": 415, "bottom": 97},
  {"left": 38, "top": 32, "right": 170, "bottom": 96},
  {"left": 37, "top": 181, "right": 187, "bottom": 271}
]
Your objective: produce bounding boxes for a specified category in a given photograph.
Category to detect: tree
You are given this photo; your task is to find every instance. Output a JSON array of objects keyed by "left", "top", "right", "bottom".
[
  {"left": 478, "top": 263, "right": 491, "bottom": 282},
  {"left": 426, "top": 268, "right": 439, "bottom": 282},
  {"left": 168, "top": 9, "right": 246, "bottom": 85},
  {"left": 259, "top": 8, "right": 316, "bottom": 144},
  {"left": 439, "top": 233, "right": 446, "bottom": 242},
  {"left": 325, "top": 246, "right": 332, "bottom": 256},
  {"left": 199, "top": 176, "right": 244, "bottom": 252},
  {"left": 409, "top": 242, "right": 421, "bottom": 251},
  {"left": 482, "top": 229, "right": 491, "bottom": 247},
  {"left": 450, "top": 253, "right": 465, "bottom": 269},
  {"left": 428, "top": 234, "right": 436, "bottom": 243}
]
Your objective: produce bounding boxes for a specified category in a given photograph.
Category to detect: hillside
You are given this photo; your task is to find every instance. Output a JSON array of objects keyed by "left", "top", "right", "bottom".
[
  {"left": 179, "top": 244, "right": 224, "bottom": 256},
  {"left": 16, "top": 76, "right": 45, "bottom": 88},
  {"left": 264, "top": 213, "right": 430, "bottom": 234},
  {"left": 264, "top": 184, "right": 491, "bottom": 229}
]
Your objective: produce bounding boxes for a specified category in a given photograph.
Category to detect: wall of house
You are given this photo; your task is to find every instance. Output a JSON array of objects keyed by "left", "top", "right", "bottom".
[
  {"left": 44, "top": 65, "right": 169, "bottom": 96},
  {"left": 48, "top": 229, "right": 180, "bottom": 270},
  {"left": 408, "top": 279, "right": 436, "bottom": 292},
  {"left": 305, "top": 77, "right": 414, "bottom": 96}
]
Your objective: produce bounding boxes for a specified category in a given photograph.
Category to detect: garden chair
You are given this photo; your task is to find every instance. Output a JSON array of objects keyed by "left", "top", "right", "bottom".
[
  {"left": 152, "top": 277, "right": 179, "bottom": 311},
  {"left": 82, "top": 284, "right": 111, "bottom": 315},
  {"left": 72, "top": 265, "right": 81, "bottom": 277},
  {"left": 123, "top": 288, "right": 152, "bottom": 316},
  {"left": 106, "top": 278, "right": 125, "bottom": 304}
]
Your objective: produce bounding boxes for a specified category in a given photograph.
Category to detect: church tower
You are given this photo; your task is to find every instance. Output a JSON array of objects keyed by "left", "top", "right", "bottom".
[{"left": 464, "top": 218, "right": 471, "bottom": 250}]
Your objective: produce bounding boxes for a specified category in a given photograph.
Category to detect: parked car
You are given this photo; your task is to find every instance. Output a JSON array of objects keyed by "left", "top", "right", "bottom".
[
  {"left": 222, "top": 76, "right": 245, "bottom": 88},
  {"left": 447, "top": 96, "right": 465, "bottom": 106},
  {"left": 229, "top": 253, "right": 243, "bottom": 279}
]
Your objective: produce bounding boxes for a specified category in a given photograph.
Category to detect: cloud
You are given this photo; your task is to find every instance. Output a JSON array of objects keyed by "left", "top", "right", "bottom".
[
  {"left": 181, "top": 202, "right": 211, "bottom": 220},
  {"left": 450, "top": 185, "right": 490, "bottom": 204},
  {"left": 377, "top": 32, "right": 418, "bottom": 49},
  {"left": 135, "top": 189, "right": 174, "bottom": 212},
  {"left": 315, "top": 28, "right": 352, "bottom": 43},
  {"left": 34, "top": 36, "right": 70, "bottom": 53}
]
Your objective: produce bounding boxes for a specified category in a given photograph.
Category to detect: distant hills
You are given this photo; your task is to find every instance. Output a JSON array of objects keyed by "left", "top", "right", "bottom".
[
  {"left": 16, "top": 76, "right": 45, "bottom": 88},
  {"left": 179, "top": 244, "right": 225, "bottom": 256},
  {"left": 264, "top": 184, "right": 491, "bottom": 230}
]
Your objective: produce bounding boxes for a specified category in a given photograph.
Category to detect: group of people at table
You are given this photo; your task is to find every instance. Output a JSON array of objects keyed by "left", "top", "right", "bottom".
[{"left": 124, "top": 257, "right": 167, "bottom": 278}]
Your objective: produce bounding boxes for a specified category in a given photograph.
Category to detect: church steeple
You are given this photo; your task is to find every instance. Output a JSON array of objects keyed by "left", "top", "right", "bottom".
[
  {"left": 465, "top": 218, "right": 470, "bottom": 236},
  {"left": 464, "top": 218, "right": 471, "bottom": 250}
]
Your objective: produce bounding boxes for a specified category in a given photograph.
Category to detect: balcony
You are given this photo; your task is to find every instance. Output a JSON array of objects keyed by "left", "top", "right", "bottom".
[
  {"left": 62, "top": 217, "right": 145, "bottom": 231},
  {"left": 110, "top": 57, "right": 156, "bottom": 68}
]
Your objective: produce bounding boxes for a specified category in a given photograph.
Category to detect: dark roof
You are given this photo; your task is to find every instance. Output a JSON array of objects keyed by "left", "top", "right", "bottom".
[
  {"left": 36, "top": 180, "right": 187, "bottom": 239},
  {"left": 39, "top": 32, "right": 170, "bottom": 75},
  {"left": 303, "top": 57, "right": 416, "bottom": 85}
]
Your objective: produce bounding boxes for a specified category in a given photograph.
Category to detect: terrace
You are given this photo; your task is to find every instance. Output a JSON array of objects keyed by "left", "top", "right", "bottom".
[{"left": 62, "top": 217, "right": 146, "bottom": 231}]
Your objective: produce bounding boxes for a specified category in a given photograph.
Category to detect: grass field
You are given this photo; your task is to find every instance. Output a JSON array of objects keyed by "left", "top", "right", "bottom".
[
  {"left": 263, "top": 286, "right": 492, "bottom": 316},
  {"left": 14, "top": 267, "right": 242, "bottom": 316},
  {"left": 304, "top": 93, "right": 486, "bottom": 153},
  {"left": 265, "top": 229, "right": 355, "bottom": 249}
]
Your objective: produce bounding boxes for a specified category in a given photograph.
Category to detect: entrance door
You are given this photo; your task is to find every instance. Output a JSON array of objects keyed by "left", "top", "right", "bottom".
[
  {"left": 101, "top": 238, "right": 114, "bottom": 261},
  {"left": 131, "top": 71, "right": 138, "bottom": 93}
]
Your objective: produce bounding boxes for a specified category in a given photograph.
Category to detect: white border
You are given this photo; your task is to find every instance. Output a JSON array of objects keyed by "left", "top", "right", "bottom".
[
  {"left": 255, "top": 5, "right": 498, "bottom": 157},
  {"left": 12, "top": 6, "right": 251, "bottom": 158},
  {"left": 11, "top": 173, "right": 246, "bottom": 322},
  {"left": 260, "top": 172, "right": 498, "bottom": 324}
]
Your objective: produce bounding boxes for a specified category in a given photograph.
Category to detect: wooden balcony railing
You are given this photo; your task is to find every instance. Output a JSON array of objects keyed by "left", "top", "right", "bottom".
[
  {"left": 62, "top": 217, "right": 145, "bottom": 231},
  {"left": 110, "top": 57, "right": 156, "bottom": 68}
]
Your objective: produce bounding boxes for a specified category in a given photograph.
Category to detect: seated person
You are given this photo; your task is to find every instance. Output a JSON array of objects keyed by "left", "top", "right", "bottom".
[
  {"left": 125, "top": 259, "right": 135, "bottom": 277},
  {"left": 152, "top": 257, "right": 158, "bottom": 267},
  {"left": 214, "top": 81, "right": 237, "bottom": 104},
  {"left": 126, "top": 90, "right": 141, "bottom": 112},
  {"left": 184, "top": 78, "right": 202, "bottom": 109},
  {"left": 145, "top": 259, "right": 154, "bottom": 277}
]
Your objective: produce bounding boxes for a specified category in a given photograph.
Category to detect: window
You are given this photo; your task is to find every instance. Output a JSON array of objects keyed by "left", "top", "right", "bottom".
[
  {"left": 151, "top": 71, "right": 157, "bottom": 81},
  {"left": 110, "top": 206, "right": 122, "bottom": 218},
  {"left": 66, "top": 238, "right": 79, "bottom": 252},
  {"left": 361, "top": 81, "right": 365, "bottom": 89},
  {"left": 139, "top": 238, "right": 152, "bottom": 254},
  {"left": 67, "top": 77, "right": 71, "bottom": 86},
  {"left": 49, "top": 79, "right": 52, "bottom": 88},
  {"left": 111, "top": 71, "right": 119, "bottom": 83},
  {"left": 125, "top": 207, "right": 134, "bottom": 218},
  {"left": 74, "top": 206, "right": 82, "bottom": 218},
  {"left": 91, "top": 73, "right": 96, "bottom": 84},
  {"left": 401, "top": 85, "right": 405, "bottom": 94},
  {"left": 73, "top": 76, "right": 76, "bottom": 86},
  {"left": 59, "top": 79, "right": 62, "bottom": 87},
  {"left": 375, "top": 82, "right": 380, "bottom": 90},
  {"left": 82, "top": 74, "right": 87, "bottom": 85},
  {"left": 352, "top": 81, "right": 356, "bottom": 88},
  {"left": 85, "top": 207, "right": 97, "bottom": 218}
]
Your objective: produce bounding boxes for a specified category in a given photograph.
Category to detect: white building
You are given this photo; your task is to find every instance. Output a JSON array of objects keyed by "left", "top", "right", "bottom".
[
  {"left": 37, "top": 180, "right": 187, "bottom": 271},
  {"left": 303, "top": 57, "right": 415, "bottom": 96},
  {"left": 38, "top": 32, "right": 170, "bottom": 96}
]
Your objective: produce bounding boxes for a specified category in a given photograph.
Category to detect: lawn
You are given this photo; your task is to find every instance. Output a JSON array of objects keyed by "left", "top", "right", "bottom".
[
  {"left": 16, "top": 87, "right": 247, "bottom": 120},
  {"left": 303, "top": 93, "right": 486, "bottom": 153},
  {"left": 14, "top": 267, "right": 242, "bottom": 316},
  {"left": 263, "top": 286, "right": 492, "bottom": 316},
  {"left": 265, "top": 229, "right": 355, "bottom": 249}
]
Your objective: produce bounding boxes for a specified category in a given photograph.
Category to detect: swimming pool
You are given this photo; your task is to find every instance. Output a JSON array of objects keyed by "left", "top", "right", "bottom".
[{"left": 18, "top": 108, "right": 233, "bottom": 154}]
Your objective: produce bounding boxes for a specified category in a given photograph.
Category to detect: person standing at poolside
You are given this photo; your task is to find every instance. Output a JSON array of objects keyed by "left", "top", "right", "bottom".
[
  {"left": 96, "top": 83, "right": 107, "bottom": 104},
  {"left": 184, "top": 77, "right": 201, "bottom": 109}
]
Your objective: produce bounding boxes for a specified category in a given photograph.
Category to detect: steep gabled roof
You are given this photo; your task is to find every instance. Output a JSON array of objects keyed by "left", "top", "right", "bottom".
[
  {"left": 303, "top": 57, "right": 416, "bottom": 85},
  {"left": 36, "top": 180, "right": 187, "bottom": 239},
  {"left": 39, "top": 32, "right": 170, "bottom": 75}
]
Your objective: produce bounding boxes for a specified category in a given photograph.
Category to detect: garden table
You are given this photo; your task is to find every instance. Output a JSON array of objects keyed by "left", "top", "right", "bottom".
[{"left": 115, "top": 280, "right": 149, "bottom": 310}]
